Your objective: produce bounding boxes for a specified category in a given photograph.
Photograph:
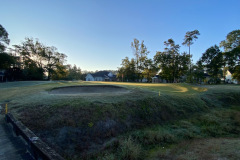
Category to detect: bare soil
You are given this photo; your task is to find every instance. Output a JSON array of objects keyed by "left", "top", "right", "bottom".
[{"left": 49, "top": 85, "right": 130, "bottom": 95}]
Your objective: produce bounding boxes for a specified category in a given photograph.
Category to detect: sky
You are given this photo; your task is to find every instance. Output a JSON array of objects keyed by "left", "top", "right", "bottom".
[{"left": 1, "top": 0, "right": 240, "bottom": 71}]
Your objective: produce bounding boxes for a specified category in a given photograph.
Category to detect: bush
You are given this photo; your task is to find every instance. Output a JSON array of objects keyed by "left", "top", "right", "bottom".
[{"left": 119, "top": 136, "right": 142, "bottom": 160}]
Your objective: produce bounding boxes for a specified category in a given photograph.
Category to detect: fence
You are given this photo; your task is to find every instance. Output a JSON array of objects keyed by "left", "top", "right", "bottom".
[{"left": 5, "top": 113, "right": 64, "bottom": 160}]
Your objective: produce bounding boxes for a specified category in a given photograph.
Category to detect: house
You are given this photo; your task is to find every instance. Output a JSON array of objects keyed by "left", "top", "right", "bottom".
[
  {"left": 152, "top": 69, "right": 167, "bottom": 83},
  {"left": 203, "top": 73, "right": 211, "bottom": 84},
  {"left": 152, "top": 75, "right": 167, "bottom": 83},
  {"left": 225, "top": 70, "right": 238, "bottom": 84},
  {"left": 141, "top": 78, "right": 148, "bottom": 83},
  {"left": 85, "top": 71, "right": 116, "bottom": 81}
]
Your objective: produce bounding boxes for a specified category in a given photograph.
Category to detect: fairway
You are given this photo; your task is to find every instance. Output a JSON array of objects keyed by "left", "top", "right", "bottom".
[
  {"left": 93, "top": 81, "right": 209, "bottom": 93},
  {"left": 0, "top": 81, "right": 209, "bottom": 108}
]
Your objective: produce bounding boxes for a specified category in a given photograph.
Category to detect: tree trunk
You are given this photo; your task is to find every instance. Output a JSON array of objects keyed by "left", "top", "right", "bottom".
[
  {"left": 189, "top": 44, "right": 191, "bottom": 73},
  {"left": 189, "top": 44, "right": 192, "bottom": 83}
]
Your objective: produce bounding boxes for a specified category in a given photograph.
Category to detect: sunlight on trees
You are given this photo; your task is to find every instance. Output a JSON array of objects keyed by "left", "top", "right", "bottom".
[
  {"left": 154, "top": 39, "right": 190, "bottom": 83},
  {"left": 200, "top": 45, "right": 224, "bottom": 84},
  {"left": 220, "top": 29, "right": 240, "bottom": 82}
]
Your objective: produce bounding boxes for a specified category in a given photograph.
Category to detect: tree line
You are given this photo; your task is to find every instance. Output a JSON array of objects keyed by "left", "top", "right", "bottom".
[
  {"left": 1, "top": 24, "right": 239, "bottom": 83},
  {"left": 117, "top": 29, "right": 240, "bottom": 84},
  {"left": 0, "top": 24, "right": 83, "bottom": 81}
]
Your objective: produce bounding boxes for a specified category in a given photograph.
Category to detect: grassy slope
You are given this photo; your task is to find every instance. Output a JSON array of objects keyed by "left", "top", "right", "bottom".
[{"left": 0, "top": 81, "right": 240, "bottom": 159}]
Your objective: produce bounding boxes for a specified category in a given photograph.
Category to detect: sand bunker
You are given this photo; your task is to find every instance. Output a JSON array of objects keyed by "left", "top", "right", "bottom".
[{"left": 49, "top": 85, "right": 130, "bottom": 95}]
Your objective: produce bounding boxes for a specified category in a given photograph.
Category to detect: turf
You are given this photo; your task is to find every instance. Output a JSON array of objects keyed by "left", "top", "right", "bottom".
[{"left": 0, "top": 81, "right": 240, "bottom": 159}]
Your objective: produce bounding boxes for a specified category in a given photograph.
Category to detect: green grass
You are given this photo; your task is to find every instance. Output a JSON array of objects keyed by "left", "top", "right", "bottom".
[
  {"left": 88, "top": 81, "right": 208, "bottom": 94},
  {"left": 0, "top": 81, "right": 240, "bottom": 159},
  {"left": 0, "top": 81, "right": 209, "bottom": 115},
  {"left": 0, "top": 81, "right": 238, "bottom": 107}
]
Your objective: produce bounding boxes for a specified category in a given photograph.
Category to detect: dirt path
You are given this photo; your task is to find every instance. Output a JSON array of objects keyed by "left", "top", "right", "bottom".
[{"left": 0, "top": 115, "right": 33, "bottom": 160}]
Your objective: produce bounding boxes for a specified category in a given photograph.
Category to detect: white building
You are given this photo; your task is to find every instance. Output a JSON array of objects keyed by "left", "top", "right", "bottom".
[{"left": 85, "top": 71, "right": 116, "bottom": 81}]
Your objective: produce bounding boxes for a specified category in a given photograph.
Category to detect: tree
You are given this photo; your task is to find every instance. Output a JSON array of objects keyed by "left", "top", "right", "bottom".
[
  {"left": 12, "top": 38, "right": 46, "bottom": 78},
  {"left": 182, "top": 30, "right": 200, "bottom": 77},
  {"left": 154, "top": 50, "right": 173, "bottom": 82},
  {"left": 44, "top": 46, "right": 67, "bottom": 80},
  {"left": 117, "top": 57, "right": 136, "bottom": 82},
  {"left": 192, "top": 60, "right": 205, "bottom": 83},
  {"left": 200, "top": 45, "right": 224, "bottom": 84},
  {"left": 0, "top": 24, "right": 23, "bottom": 81},
  {"left": 12, "top": 38, "right": 67, "bottom": 80},
  {"left": 142, "top": 58, "right": 157, "bottom": 82},
  {"left": 154, "top": 39, "right": 190, "bottom": 82},
  {"left": 220, "top": 30, "right": 240, "bottom": 82},
  {"left": 232, "top": 65, "right": 240, "bottom": 82},
  {"left": 51, "top": 63, "right": 68, "bottom": 80},
  {"left": 0, "top": 53, "right": 15, "bottom": 69},
  {"left": 220, "top": 30, "right": 240, "bottom": 52},
  {"left": 22, "top": 60, "right": 45, "bottom": 80},
  {"left": 177, "top": 52, "right": 191, "bottom": 81},
  {"left": 131, "top": 38, "right": 149, "bottom": 81},
  {"left": 0, "top": 24, "right": 10, "bottom": 52},
  {"left": 66, "top": 64, "right": 82, "bottom": 80}
]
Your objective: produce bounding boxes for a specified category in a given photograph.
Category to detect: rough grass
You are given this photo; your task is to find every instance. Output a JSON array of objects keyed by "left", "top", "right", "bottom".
[
  {"left": 147, "top": 138, "right": 240, "bottom": 160},
  {"left": 98, "top": 106, "right": 240, "bottom": 160},
  {"left": 0, "top": 81, "right": 240, "bottom": 159}
]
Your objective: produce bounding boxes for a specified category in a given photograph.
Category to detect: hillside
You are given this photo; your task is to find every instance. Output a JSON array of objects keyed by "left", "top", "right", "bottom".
[{"left": 0, "top": 81, "right": 240, "bottom": 159}]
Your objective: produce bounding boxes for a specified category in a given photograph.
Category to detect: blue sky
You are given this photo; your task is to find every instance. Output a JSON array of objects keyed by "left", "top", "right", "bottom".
[{"left": 1, "top": 0, "right": 240, "bottom": 71}]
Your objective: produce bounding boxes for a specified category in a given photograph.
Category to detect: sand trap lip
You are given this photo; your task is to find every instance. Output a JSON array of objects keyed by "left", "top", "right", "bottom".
[{"left": 49, "top": 85, "right": 130, "bottom": 95}]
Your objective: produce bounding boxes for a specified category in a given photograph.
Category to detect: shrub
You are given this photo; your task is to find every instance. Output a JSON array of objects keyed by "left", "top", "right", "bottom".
[{"left": 119, "top": 136, "right": 142, "bottom": 160}]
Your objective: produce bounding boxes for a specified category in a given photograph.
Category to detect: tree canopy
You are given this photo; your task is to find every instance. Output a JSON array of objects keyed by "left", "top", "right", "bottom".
[
  {"left": 0, "top": 53, "right": 15, "bottom": 69},
  {"left": 220, "top": 30, "right": 240, "bottom": 52},
  {"left": 1, "top": 23, "right": 239, "bottom": 84},
  {"left": 0, "top": 24, "right": 85, "bottom": 81},
  {"left": 154, "top": 39, "right": 190, "bottom": 82},
  {"left": 117, "top": 57, "right": 136, "bottom": 82},
  {"left": 0, "top": 24, "right": 10, "bottom": 52},
  {"left": 182, "top": 30, "right": 200, "bottom": 82},
  {"left": 182, "top": 30, "right": 200, "bottom": 48},
  {"left": 220, "top": 29, "right": 240, "bottom": 82},
  {"left": 11, "top": 38, "right": 67, "bottom": 80},
  {"left": 200, "top": 45, "right": 223, "bottom": 83}
]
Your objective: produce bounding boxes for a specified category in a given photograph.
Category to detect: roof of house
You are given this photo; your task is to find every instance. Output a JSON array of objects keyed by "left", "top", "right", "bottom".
[
  {"left": 152, "top": 75, "right": 159, "bottom": 78},
  {"left": 92, "top": 71, "right": 110, "bottom": 77}
]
